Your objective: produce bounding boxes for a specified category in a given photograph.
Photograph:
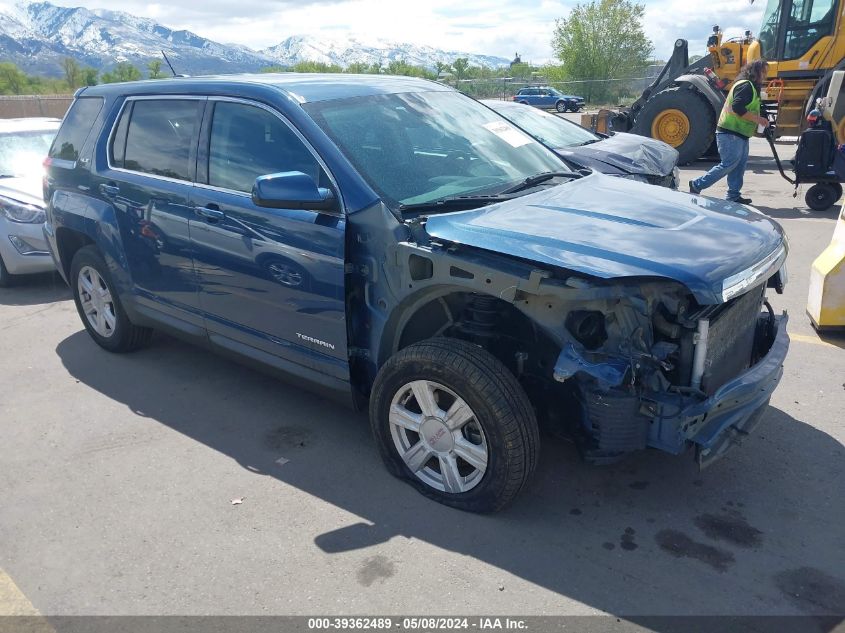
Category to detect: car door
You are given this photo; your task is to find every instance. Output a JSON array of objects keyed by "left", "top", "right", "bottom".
[
  {"left": 190, "top": 98, "right": 347, "bottom": 380},
  {"left": 539, "top": 89, "right": 555, "bottom": 108},
  {"left": 98, "top": 97, "right": 205, "bottom": 331}
]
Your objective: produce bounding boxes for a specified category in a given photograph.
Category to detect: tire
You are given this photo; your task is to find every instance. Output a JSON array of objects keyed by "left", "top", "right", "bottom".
[
  {"left": 518, "top": 100, "right": 529, "bottom": 105},
  {"left": 70, "top": 245, "right": 153, "bottom": 352},
  {"left": 369, "top": 337, "right": 539, "bottom": 513},
  {"left": 632, "top": 86, "right": 716, "bottom": 165},
  {"left": 0, "top": 254, "right": 12, "bottom": 288},
  {"left": 568, "top": 105, "right": 582, "bottom": 113},
  {"left": 805, "top": 183, "right": 837, "bottom": 211},
  {"left": 556, "top": 101, "right": 567, "bottom": 113},
  {"left": 832, "top": 182, "right": 843, "bottom": 202}
]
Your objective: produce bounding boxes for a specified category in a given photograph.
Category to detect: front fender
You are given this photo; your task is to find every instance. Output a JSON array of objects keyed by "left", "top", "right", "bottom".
[{"left": 675, "top": 74, "right": 726, "bottom": 112}]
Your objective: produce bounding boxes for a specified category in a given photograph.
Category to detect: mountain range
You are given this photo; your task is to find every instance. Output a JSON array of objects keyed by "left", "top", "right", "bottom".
[{"left": 0, "top": 1, "right": 512, "bottom": 77}]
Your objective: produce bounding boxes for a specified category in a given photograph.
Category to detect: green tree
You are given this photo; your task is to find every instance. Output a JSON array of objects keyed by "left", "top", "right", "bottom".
[
  {"left": 147, "top": 59, "right": 163, "bottom": 79},
  {"left": 101, "top": 62, "right": 143, "bottom": 84},
  {"left": 0, "top": 62, "right": 28, "bottom": 94},
  {"left": 290, "top": 60, "right": 343, "bottom": 73},
  {"left": 551, "top": 0, "right": 653, "bottom": 103},
  {"left": 61, "top": 57, "right": 82, "bottom": 90},
  {"left": 434, "top": 61, "right": 451, "bottom": 77},
  {"left": 81, "top": 67, "right": 98, "bottom": 86},
  {"left": 345, "top": 62, "right": 370, "bottom": 74},
  {"left": 451, "top": 57, "right": 470, "bottom": 80}
]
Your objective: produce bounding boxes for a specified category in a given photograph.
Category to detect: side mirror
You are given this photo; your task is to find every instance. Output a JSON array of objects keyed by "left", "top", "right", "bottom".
[{"left": 252, "top": 171, "right": 338, "bottom": 212}]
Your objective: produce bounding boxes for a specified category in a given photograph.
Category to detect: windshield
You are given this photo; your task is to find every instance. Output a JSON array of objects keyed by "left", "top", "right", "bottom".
[
  {"left": 304, "top": 91, "right": 566, "bottom": 207},
  {"left": 490, "top": 104, "right": 598, "bottom": 148},
  {"left": 758, "top": 0, "right": 781, "bottom": 58},
  {"left": 0, "top": 130, "right": 56, "bottom": 178}
]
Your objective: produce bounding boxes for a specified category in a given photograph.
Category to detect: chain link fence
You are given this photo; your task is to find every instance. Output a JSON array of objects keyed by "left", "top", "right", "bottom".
[{"left": 440, "top": 74, "right": 659, "bottom": 106}]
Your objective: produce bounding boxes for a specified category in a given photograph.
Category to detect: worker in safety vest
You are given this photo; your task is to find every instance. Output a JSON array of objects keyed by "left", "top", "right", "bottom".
[{"left": 689, "top": 60, "right": 769, "bottom": 204}]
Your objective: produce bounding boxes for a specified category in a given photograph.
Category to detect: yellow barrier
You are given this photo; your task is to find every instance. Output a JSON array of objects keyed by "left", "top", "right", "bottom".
[{"left": 807, "top": 205, "right": 845, "bottom": 329}]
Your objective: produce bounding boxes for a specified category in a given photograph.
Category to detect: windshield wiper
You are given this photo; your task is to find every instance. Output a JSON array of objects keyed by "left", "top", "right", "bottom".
[
  {"left": 498, "top": 170, "right": 582, "bottom": 195},
  {"left": 0, "top": 174, "right": 15, "bottom": 179},
  {"left": 398, "top": 193, "right": 516, "bottom": 214},
  {"left": 577, "top": 139, "right": 602, "bottom": 146}
]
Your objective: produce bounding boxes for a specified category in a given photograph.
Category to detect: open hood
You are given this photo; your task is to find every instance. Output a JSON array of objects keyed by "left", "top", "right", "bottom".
[
  {"left": 423, "top": 173, "right": 785, "bottom": 305},
  {"left": 558, "top": 132, "right": 679, "bottom": 177}
]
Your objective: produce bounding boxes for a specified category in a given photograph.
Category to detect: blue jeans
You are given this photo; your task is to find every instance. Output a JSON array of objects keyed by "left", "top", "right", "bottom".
[{"left": 691, "top": 132, "right": 750, "bottom": 201}]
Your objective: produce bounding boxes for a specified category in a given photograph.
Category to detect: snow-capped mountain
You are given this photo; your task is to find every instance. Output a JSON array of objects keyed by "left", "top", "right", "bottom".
[
  {"left": 261, "top": 35, "right": 511, "bottom": 71},
  {"left": 0, "top": 1, "right": 511, "bottom": 77},
  {"left": 0, "top": 1, "right": 273, "bottom": 76}
]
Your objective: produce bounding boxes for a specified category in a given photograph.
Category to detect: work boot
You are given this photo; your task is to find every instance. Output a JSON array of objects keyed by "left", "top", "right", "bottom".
[
  {"left": 689, "top": 180, "right": 701, "bottom": 194},
  {"left": 733, "top": 196, "right": 753, "bottom": 204}
]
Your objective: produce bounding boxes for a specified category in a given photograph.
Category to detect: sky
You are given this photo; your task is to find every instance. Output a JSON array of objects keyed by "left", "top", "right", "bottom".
[{"left": 2, "top": 0, "right": 766, "bottom": 62}]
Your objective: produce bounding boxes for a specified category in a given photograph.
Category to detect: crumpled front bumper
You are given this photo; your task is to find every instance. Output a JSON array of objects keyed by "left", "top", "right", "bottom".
[
  {"left": 652, "top": 313, "right": 790, "bottom": 467},
  {"left": 556, "top": 312, "right": 790, "bottom": 465}
]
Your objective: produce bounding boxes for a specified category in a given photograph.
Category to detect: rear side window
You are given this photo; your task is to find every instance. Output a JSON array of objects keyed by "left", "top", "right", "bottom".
[
  {"left": 49, "top": 97, "right": 104, "bottom": 162},
  {"left": 121, "top": 99, "right": 200, "bottom": 181}
]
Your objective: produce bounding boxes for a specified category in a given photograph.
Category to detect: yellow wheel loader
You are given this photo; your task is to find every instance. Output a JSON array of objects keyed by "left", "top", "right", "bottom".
[{"left": 598, "top": 0, "right": 845, "bottom": 164}]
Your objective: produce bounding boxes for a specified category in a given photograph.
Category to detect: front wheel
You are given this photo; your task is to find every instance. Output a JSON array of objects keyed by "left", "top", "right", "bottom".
[
  {"left": 556, "top": 101, "right": 567, "bottom": 113},
  {"left": 70, "top": 245, "right": 153, "bottom": 352},
  {"left": 369, "top": 338, "right": 539, "bottom": 513},
  {"left": 632, "top": 86, "right": 716, "bottom": 165}
]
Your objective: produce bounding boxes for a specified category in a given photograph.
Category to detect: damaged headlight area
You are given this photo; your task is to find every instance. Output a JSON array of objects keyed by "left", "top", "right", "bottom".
[{"left": 549, "top": 282, "right": 788, "bottom": 466}]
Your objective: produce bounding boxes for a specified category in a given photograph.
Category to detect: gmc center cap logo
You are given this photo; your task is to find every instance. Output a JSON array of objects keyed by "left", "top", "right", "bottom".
[{"left": 420, "top": 417, "right": 454, "bottom": 453}]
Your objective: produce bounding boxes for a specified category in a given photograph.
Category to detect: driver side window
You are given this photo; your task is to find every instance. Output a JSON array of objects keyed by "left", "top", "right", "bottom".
[
  {"left": 208, "top": 101, "right": 324, "bottom": 194},
  {"left": 783, "top": 0, "right": 835, "bottom": 60}
]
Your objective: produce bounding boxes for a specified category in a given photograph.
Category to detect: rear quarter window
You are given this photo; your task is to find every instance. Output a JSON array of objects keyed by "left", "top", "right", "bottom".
[{"left": 49, "top": 97, "right": 104, "bottom": 162}]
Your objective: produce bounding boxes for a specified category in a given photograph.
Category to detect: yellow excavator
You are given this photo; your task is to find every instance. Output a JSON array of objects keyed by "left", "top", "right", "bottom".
[{"left": 595, "top": 0, "right": 845, "bottom": 164}]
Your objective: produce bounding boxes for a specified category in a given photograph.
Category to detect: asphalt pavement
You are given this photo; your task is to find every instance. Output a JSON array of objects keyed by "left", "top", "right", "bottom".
[{"left": 0, "top": 133, "right": 843, "bottom": 624}]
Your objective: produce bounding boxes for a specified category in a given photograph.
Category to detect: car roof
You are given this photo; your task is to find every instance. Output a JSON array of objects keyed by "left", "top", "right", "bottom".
[
  {"left": 0, "top": 117, "right": 62, "bottom": 133},
  {"left": 80, "top": 73, "right": 453, "bottom": 104}
]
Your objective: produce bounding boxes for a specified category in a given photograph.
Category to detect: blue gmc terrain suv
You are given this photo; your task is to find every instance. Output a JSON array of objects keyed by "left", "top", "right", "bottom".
[{"left": 44, "top": 74, "right": 790, "bottom": 512}]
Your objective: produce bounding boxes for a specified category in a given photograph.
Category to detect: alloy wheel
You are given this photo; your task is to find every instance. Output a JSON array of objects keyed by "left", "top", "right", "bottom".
[
  {"left": 389, "top": 380, "right": 488, "bottom": 494},
  {"left": 77, "top": 265, "right": 117, "bottom": 338}
]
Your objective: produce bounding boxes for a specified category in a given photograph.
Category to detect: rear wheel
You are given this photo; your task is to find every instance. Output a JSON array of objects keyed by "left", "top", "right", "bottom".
[
  {"left": 806, "top": 183, "right": 838, "bottom": 211},
  {"left": 633, "top": 86, "right": 716, "bottom": 165},
  {"left": 70, "top": 246, "right": 153, "bottom": 352},
  {"left": 370, "top": 338, "right": 539, "bottom": 513}
]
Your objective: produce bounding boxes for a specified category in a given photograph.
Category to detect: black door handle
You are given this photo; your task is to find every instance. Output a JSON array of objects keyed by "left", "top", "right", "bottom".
[
  {"left": 99, "top": 183, "right": 120, "bottom": 197},
  {"left": 194, "top": 206, "right": 225, "bottom": 222}
]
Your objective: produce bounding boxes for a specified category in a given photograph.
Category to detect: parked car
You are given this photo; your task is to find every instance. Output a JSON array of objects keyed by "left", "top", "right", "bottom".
[
  {"left": 0, "top": 117, "right": 60, "bottom": 286},
  {"left": 484, "top": 99, "right": 680, "bottom": 188},
  {"left": 45, "top": 75, "right": 789, "bottom": 513},
  {"left": 512, "top": 86, "right": 584, "bottom": 112}
]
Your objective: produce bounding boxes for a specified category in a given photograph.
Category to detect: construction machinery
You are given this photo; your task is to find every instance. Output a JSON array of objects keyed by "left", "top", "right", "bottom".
[{"left": 591, "top": 0, "right": 845, "bottom": 164}]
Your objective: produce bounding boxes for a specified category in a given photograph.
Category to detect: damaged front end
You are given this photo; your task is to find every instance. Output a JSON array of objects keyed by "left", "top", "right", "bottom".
[{"left": 552, "top": 283, "right": 789, "bottom": 466}]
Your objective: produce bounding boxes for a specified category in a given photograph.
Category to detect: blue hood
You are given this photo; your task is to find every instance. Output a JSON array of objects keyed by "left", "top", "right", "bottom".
[{"left": 423, "top": 173, "right": 786, "bottom": 305}]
